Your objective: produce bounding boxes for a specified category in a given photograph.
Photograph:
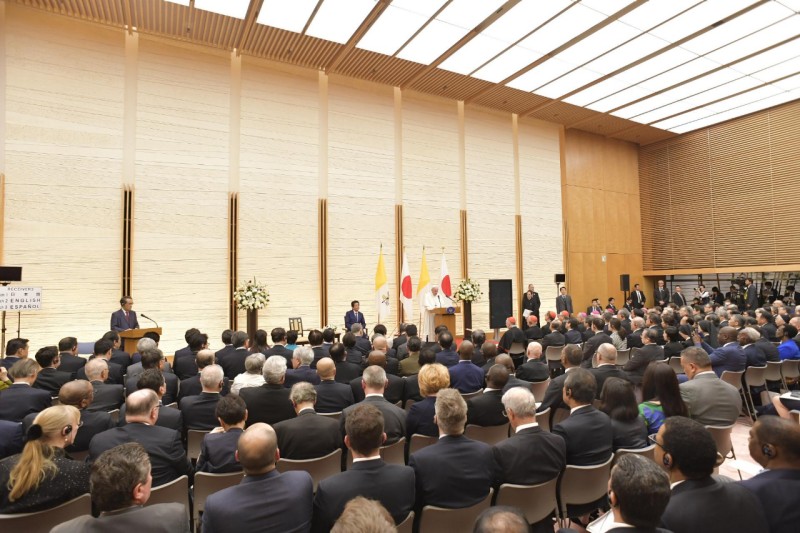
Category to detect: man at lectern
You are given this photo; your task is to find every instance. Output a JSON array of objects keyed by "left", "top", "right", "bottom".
[
  {"left": 111, "top": 296, "right": 140, "bottom": 332},
  {"left": 423, "top": 286, "right": 449, "bottom": 342},
  {"left": 344, "top": 300, "right": 367, "bottom": 333}
]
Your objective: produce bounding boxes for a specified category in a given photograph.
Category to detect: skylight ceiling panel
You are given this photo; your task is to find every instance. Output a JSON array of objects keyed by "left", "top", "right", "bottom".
[
  {"left": 749, "top": 55, "right": 800, "bottom": 84},
  {"left": 565, "top": 77, "right": 641, "bottom": 109},
  {"left": 194, "top": 0, "right": 249, "bottom": 19},
  {"left": 581, "top": 32, "right": 668, "bottom": 77},
  {"left": 395, "top": 0, "right": 506, "bottom": 64},
  {"left": 438, "top": 34, "right": 510, "bottom": 75},
  {"left": 306, "top": 0, "right": 378, "bottom": 45},
  {"left": 472, "top": 45, "right": 543, "bottom": 83},
  {"left": 507, "top": 57, "right": 575, "bottom": 92},
  {"left": 579, "top": 85, "right": 654, "bottom": 112},
  {"left": 704, "top": 16, "right": 800, "bottom": 66},
  {"left": 647, "top": 0, "right": 761, "bottom": 43},
  {"left": 357, "top": 1, "right": 447, "bottom": 56},
  {"left": 773, "top": 72, "right": 800, "bottom": 91},
  {"left": 734, "top": 41, "right": 800, "bottom": 77},
  {"left": 517, "top": 3, "right": 606, "bottom": 58},
  {"left": 257, "top": 0, "right": 318, "bottom": 32},
  {"left": 535, "top": 68, "right": 605, "bottom": 100},
  {"left": 777, "top": 0, "right": 800, "bottom": 10},
  {"left": 616, "top": 0, "right": 703, "bottom": 31}
]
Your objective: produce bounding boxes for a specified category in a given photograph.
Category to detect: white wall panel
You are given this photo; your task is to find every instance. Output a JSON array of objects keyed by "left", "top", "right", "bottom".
[
  {"left": 239, "top": 59, "right": 319, "bottom": 334},
  {"left": 4, "top": 7, "right": 124, "bottom": 348},
  {"left": 133, "top": 38, "right": 229, "bottom": 353}
]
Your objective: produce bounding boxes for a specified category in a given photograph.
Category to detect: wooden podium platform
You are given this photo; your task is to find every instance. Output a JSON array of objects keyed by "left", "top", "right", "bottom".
[
  {"left": 119, "top": 328, "right": 163, "bottom": 354},
  {"left": 433, "top": 306, "right": 461, "bottom": 334}
]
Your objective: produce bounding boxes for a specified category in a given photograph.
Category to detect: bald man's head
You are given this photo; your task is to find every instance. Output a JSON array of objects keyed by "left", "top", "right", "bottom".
[
  {"left": 718, "top": 326, "right": 738, "bottom": 344},
  {"left": 458, "top": 340, "right": 474, "bottom": 361},
  {"left": 58, "top": 379, "right": 93, "bottom": 408},
  {"left": 372, "top": 336, "right": 388, "bottom": 352},
  {"left": 316, "top": 357, "right": 336, "bottom": 380},
  {"left": 366, "top": 351, "right": 387, "bottom": 368},
  {"left": 237, "top": 423, "right": 279, "bottom": 475},
  {"left": 495, "top": 354, "right": 514, "bottom": 372},
  {"left": 125, "top": 389, "right": 159, "bottom": 420},
  {"left": 85, "top": 358, "right": 108, "bottom": 381}
]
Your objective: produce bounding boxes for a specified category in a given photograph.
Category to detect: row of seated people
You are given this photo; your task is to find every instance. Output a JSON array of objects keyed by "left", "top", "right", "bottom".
[{"left": 3, "top": 381, "right": 799, "bottom": 533}]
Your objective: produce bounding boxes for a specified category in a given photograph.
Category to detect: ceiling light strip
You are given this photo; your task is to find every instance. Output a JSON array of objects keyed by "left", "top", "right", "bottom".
[
  {"left": 326, "top": 0, "right": 393, "bottom": 71},
  {"left": 393, "top": 0, "right": 454, "bottom": 58}
]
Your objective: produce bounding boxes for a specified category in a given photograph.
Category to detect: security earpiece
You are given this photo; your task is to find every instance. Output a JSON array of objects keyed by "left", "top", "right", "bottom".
[
  {"left": 662, "top": 453, "right": 671, "bottom": 467},
  {"left": 63, "top": 425, "right": 73, "bottom": 436},
  {"left": 762, "top": 445, "right": 773, "bottom": 457}
]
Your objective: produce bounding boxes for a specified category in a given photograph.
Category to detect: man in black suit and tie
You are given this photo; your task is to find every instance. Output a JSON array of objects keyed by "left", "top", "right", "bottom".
[
  {"left": 537, "top": 345, "right": 582, "bottom": 416},
  {"left": 341, "top": 365, "right": 406, "bottom": 444},
  {"left": 0, "top": 359, "right": 51, "bottom": 422},
  {"left": 581, "top": 316, "right": 613, "bottom": 368},
  {"left": 586, "top": 298, "right": 603, "bottom": 315},
  {"left": 540, "top": 319, "right": 566, "bottom": 352},
  {"left": 214, "top": 329, "right": 235, "bottom": 365},
  {"left": 590, "top": 344, "right": 630, "bottom": 397},
  {"left": 392, "top": 323, "right": 409, "bottom": 351},
  {"left": 285, "top": 345, "right": 321, "bottom": 387},
  {"left": 239, "top": 355, "right": 296, "bottom": 427},
  {"left": 345, "top": 300, "right": 368, "bottom": 332},
  {"left": 434, "top": 331, "right": 459, "bottom": 367},
  {"left": 516, "top": 342, "right": 550, "bottom": 382},
  {"left": 273, "top": 382, "right": 341, "bottom": 460},
  {"left": 350, "top": 324, "right": 372, "bottom": 358},
  {"left": 179, "top": 365, "right": 224, "bottom": 431},
  {"left": 83, "top": 358, "right": 124, "bottom": 412},
  {"left": 196, "top": 395, "right": 246, "bottom": 474},
  {"left": 308, "top": 330, "right": 327, "bottom": 369},
  {"left": 103, "top": 331, "right": 132, "bottom": 373},
  {"left": 89, "top": 389, "right": 192, "bottom": 487},
  {"left": 396, "top": 324, "right": 419, "bottom": 361},
  {"left": 264, "top": 327, "right": 294, "bottom": 367},
  {"left": 467, "top": 365, "right": 509, "bottom": 427},
  {"left": 623, "top": 329, "right": 665, "bottom": 384},
  {"left": 351, "top": 352, "right": 404, "bottom": 404},
  {"left": 110, "top": 295, "right": 140, "bottom": 332},
  {"left": 173, "top": 331, "right": 207, "bottom": 381},
  {"left": 202, "top": 423, "right": 314, "bottom": 532},
  {"left": 125, "top": 348, "right": 178, "bottom": 405},
  {"left": 173, "top": 328, "right": 200, "bottom": 361},
  {"left": 556, "top": 286, "right": 574, "bottom": 315},
  {"left": 409, "top": 389, "right": 495, "bottom": 511},
  {"left": 314, "top": 357, "right": 355, "bottom": 413},
  {"left": 743, "top": 277, "right": 759, "bottom": 312},
  {"left": 626, "top": 317, "right": 645, "bottom": 349},
  {"left": 631, "top": 283, "right": 646, "bottom": 309},
  {"left": 77, "top": 339, "right": 124, "bottom": 384},
  {"left": 55, "top": 380, "right": 115, "bottom": 454},
  {"left": 1, "top": 337, "right": 28, "bottom": 370},
  {"left": 179, "top": 349, "right": 231, "bottom": 401},
  {"left": 33, "top": 346, "right": 72, "bottom": 395},
  {"left": 313, "top": 404, "right": 415, "bottom": 532},
  {"left": 654, "top": 280, "right": 670, "bottom": 309},
  {"left": 329, "top": 343, "right": 361, "bottom": 385},
  {"left": 522, "top": 284, "right": 542, "bottom": 327},
  {"left": 56, "top": 337, "right": 85, "bottom": 378},
  {"left": 219, "top": 331, "right": 250, "bottom": 380},
  {"left": 655, "top": 416, "right": 769, "bottom": 533},
  {"left": 671, "top": 285, "right": 687, "bottom": 307},
  {"left": 552, "top": 368, "right": 613, "bottom": 466},
  {"left": 119, "top": 370, "right": 183, "bottom": 432}
]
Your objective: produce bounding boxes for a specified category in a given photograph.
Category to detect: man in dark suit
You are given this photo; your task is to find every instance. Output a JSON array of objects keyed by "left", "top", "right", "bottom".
[
  {"left": 219, "top": 331, "right": 250, "bottom": 380},
  {"left": 49, "top": 380, "right": 115, "bottom": 454},
  {"left": 495, "top": 354, "right": 531, "bottom": 394},
  {"left": 449, "top": 341, "right": 484, "bottom": 393},
  {"left": 202, "top": 426, "right": 314, "bottom": 533},
  {"left": 56, "top": 336, "right": 85, "bottom": 378},
  {"left": 396, "top": 324, "right": 419, "bottom": 361},
  {"left": 741, "top": 417, "right": 800, "bottom": 533},
  {"left": 404, "top": 349, "right": 436, "bottom": 404},
  {"left": 755, "top": 308, "right": 778, "bottom": 341},
  {"left": 351, "top": 324, "right": 373, "bottom": 358},
  {"left": 671, "top": 285, "right": 687, "bottom": 307},
  {"left": 540, "top": 319, "right": 566, "bottom": 352},
  {"left": 285, "top": 345, "right": 321, "bottom": 387},
  {"left": 329, "top": 343, "right": 361, "bottom": 385},
  {"left": 537, "top": 345, "right": 582, "bottom": 416},
  {"left": 52, "top": 442, "right": 189, "bottom": 533},
  {"left": 313, "top": 403, "right": 414, "bottom": 532},
  {"left": 307, "top": 330, "right": 327, "bottom": 369},
  {"left": 516, "top": 342, "right": 550, "bottom": 382},
  {"left": 239, "top": 355, "right": 296, "bottom": 427},
  {"left": 626, "top": 317, "right": 646, "bottom": 349},
  {"left": 344, "top": 300, "right": 367, "bottom": 332},
  {"left": 179, "top": 365, "right": 224, "bottom": 431},
  {"left": 214, "top": 329, "right": 235, "bottom": 366},
  {"left": 89, "top": 389, "right": 191, "bottom": 487},
  {"left": 556, "top": 286, "right": 574, "bottom": 315},
  {"left": 0, "top": 420, "right": 23, "bottom": 460},
  {"left": 631, "top": 283, "right": 647, "bottom": 310},
  {"left": 83, "top": 358, "right": 124, "bottom": 412},
  {"left": 118, "top": 370, "right": 183, "bottom": 432},
  {"left": 1, "top": 337, "right": 28, "bottom": 370},
  {"left": 0, "top": 359, "right": 52, "bottom": 422},
  {"left": 273, "top": 382, "right": 341, "bottom": 460},
  {"left": 370, "top": 335, "right": 400, "bottom": 375},
  {"left": 264, "top": 327, "right": 294, "bottom": 367},
  {"left": 33, "top": 346, "right": 72, "bottom": 395},
  {"left": 623, "top": 329, "right": 665, "bottom": 384},
  {"left": 196, "top": 395, "right": 246, "bottom": 474},
  {"left": 743, "top": 277, "right": 759, "bottom": 312},
  {"left": 77, "top": 339, "right": 124, "bottom": 384},
  {"left": 314, "top": 357, "right": 355, "bottom": 413},
  {"left": 434, "top": 331, "right": 459, "bottom": 367},
  {"left": 392, "top": 323, "right": 409, "bottom": 351},
  {"left": 524, "top": 316, "right": 544, "bottom": 341},
  {"left": 655, "top": 416, "right": 768, "bottom": 533},
  {"left": 409, "top": 389, "right": 494, "bottom": 511},
  {"left": 564, "top": 318, "right": 583, "bottom": 344},
  {"left": 173, "top": 331, "right": 207, "bottom": 380},
  {"left": 467, "top": 365, "right": 509, "bottom": 427},
  {"left": 178, "top": 349, "right": 230, "bottom": 401},
  {"left": 581, "top": 316, "right": 613, "bottom": 368},
  {"left": 125, "top": 349, "right": 178, "bottom": 405},
  {"left": 522, "top": 284, "right": 541, "bottom": 326},
  {"left": 586, "top": 298, "right": 603, "bottom": 315},
  {"left": 552, "top": 368, "right": 613, "bottom": 466},
  {"left": 693, "top": 326, "right": 746, "bottom": 376},
  {"left": 110, "top": 295, "right": 140, "bottom": 332},
  {"left": 103, "top": 331, "right": 132, "bottom": 373},
  {"left": 498, "top": 317, "right": 527, "bottom": 355},
  {"left": 173, "top": 328, "right": 200, "bottom": 361},
  {"left": 591, "top": 344, "right": 630, "bottom": 397},
  {"left": 341, "top": 366, "right": 406, "bottom": 444},
  {"left": 654, "top": 280, "right": 670, "bottom": 309},
  {"left": 350, "top": 352, "right": 404, "bottom": 404}
]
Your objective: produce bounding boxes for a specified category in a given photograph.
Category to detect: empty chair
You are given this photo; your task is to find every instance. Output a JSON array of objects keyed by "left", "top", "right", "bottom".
[
  {"left": 277, "top": 448, "right": 342, "bottom": 491},
  {"left": 396, "top": 511, "right": 414, "bottom": 533},
  {"left": 545, "top": 346, "right": 564, "bottom": 363},
  {"left": 615, "top": 349, "right": 631, "bottom": 367},
  {"left": 613, "top": 444, "right": 655, "bottom": 465},
  {"left": 288, "top": 317, "right": 303, "bottom": 337},
  {"left": 464, "top": 423, "right": 510, "bottom": 446},
  {"left": 146, "top": 475, "right": 190, "bottom": 513},
  {"left": 705, "top": 424, "right": 740, "bottom": 479},
  {"left": 535, "top": 407, "right": 551, "bottom": 433},
  {"left": 668, "top": 356, "right": 684, "bottom": 374},
  {"left": 530, "top": 379, "right": 550, "bottom": 402},
  {"left": 418, "top": 488, "right": 493, "bottom": 533},
  {"left": 193, "top": 471, "right": 245, "bottom": 531},
  {"left": 187, "top": 429, "right": 209, "bottom": 463},
  {"left": 0, "top": 494, "right": 91, "bottom": 530},
  {"left": 743, "top": 366, "right": 767, "bottom": 423},
  {"left": 720, "top": 370, "right": 745, "bottom": 393},
  {"left": 781, "top": 360, "right": 800, "bottom": 391},
  {"left": 380, "top": 436, "right": 406, "bottom": 466},
  {"left": 495, "top": 477, "right": 558, "bottom": 526},
  {"left": 557, "top": 455, "right": 614, "bottom": 520},
  {"left": 764, "top": 361, "right": 784, "bottom": 389},
  {"left": 408, "top": 433, "right": 437, "bottom": 458}
]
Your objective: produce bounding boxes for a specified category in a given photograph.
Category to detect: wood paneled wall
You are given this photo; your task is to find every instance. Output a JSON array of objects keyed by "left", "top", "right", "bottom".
[
  {"left": 640, "top": 99, "right": 800, "bottom": 274},
  {"left": 562, "top": 130, "right": 644, "bottom": 314}
]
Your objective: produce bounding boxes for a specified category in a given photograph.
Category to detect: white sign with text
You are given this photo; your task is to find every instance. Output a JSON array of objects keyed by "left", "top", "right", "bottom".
[{"left": 0, "top": 286, "right": 43, "bottom": 311}]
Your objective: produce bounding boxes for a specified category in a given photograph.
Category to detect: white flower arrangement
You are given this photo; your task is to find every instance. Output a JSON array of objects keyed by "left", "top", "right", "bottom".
[
  {"left": 323, "top": 325, "right": 338, "bottom": 332},
  {"left": 233, "top": 278, "right": 270, "bottom": 311},
  {"left": 453, "top": 278, "right": 483, "bottom": 302}
]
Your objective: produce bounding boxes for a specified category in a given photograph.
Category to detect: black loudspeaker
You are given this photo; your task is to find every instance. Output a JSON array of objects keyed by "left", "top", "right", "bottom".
[
  {"left": 0, "top": 267, "right": 22, "bottom": 282},
  {"left": 554, "top": 273, "right": 566, "bottom": 284},
  {"left": 489, "top": 279, "right": 513, "bottom": 330},
  {"left": 620, "top": 274, "right": 630, "bottom": 292}
]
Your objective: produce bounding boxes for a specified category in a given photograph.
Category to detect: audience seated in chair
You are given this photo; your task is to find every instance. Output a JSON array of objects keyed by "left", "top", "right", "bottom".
[
  {"left": 118, "top": 370, "right": 182, "bottom": 432},
  {"left": 314, "top": 357, "right": 355, "bottom": 413},
  {"left": 83, "top": 358, "right": 123, "bottom": 412},
  {"left": 638, "top": 361, "right": 688, "bottom": 436},
  {"left": 350, "top": 352, "right": 404, "bottom": 405},
  {"left": 76, "top": 339, "right": 123, "bottom": 385},
  {"left": 274, "top": 382, "right": 341, "bottom": 460},
  {"left": 399, "top": 336, "right": 423, "bottom": 376},
  {"left": 553, "top": 368, "right": 613, "bottom": 466},
  {"left": 239, "top": 355, "right": 296, "bottom": 427},
  {"left": 263, "top": 327, "right": 294, "bottom": 367},
  {"left": 678, "top": 347, "right": 742, "bottom": 427},
  {"left": 179, "top": 364, "right": 224, "bottom": 431},
  {"left": 330, "top": 496, "right": 396, "bottom": 533},
  {"left": 598, "top": 377, "right": 648, "bottom": 451},
  {"left": 466, "top": 365, "right": 509, "bottom": 428},
  {"left": 55, "top": 336, "right": 86, "bottom": 379},
  {"left": 0, "top": 359, "right": 52, "bottom": 423},
  {"left": 196, "top": 394, "right": 246, "bottom": 474},
  {"left": 448, "top": 340, "right": 484, "bottom": 393},
  {"left": 537, "top": 344, "right": 583, "bottom": 416},
  {"left": 341, "top": 366, "right": 406, "bottom": 445},
  {"left": 494, "top": 354, "right": 531, "bottom": 394},
  {"left": 32, "top": 346, "right": 72, "bottom": 396},
  {"left": 434, "top": 331, "right": 459, "bottom": 368},
  {"left": 218, "top": 331, "right": 250, "bottom": 381},
  {"left": 589, "top": 343, "right": 630, "bottom": 398},
  {"left": 516, "top": 342, "right": 550, "bottom": 382},
  {"left": 330, "top": 341, "right": 361, "bottom": 385},
  {"left": 230, "top": 353, "right": 264, "bottom": 397},
  {"left": 474, "top": 506, "right": 530, "bottom": 533},
  {"left": 125, "top": 348, "right": 178, "bottom": 405},
  {"left": 38, "top": 380, "right": 114, "bottom": 454},
  {"left": 406, "top": 363, "right": 450, "bottom": 438},
  {"left": 285, "top": 346, "right": 321, "bottom": 388}
]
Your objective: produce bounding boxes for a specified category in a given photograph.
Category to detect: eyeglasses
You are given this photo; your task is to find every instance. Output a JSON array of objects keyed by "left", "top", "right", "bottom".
[{"left": 648, "top": 434, "right": 665, "bottom": 450}]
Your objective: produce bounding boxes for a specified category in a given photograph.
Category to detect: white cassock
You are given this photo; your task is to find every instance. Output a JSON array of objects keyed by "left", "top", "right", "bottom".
[{"left": 423, "top": 291, "right": 445, "bottom": 341}]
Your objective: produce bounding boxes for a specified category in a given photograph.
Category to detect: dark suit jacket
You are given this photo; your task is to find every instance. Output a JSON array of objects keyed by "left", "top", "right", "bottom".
[
  {"left": 499, "top": 327, "right": 527, "bottom": 353},
  {"left": 118, "top": 403, "right": 183, "bottom": 432},
  {"left": 285, "top": 365, "right": 321, "bottom": 387},
  {"left": 631, "top": 290, "right": 646, "bottom": 308},
  {"left": 654, "top": 288, "right": 670, "bottom": 307},
  {"left": 215, "top": 344, "right": 235, "bottom": 365},
  {"left": 392, "top": 335, "right": 408, "bottom": 351},
  {"left": 409, "top": 435, "right": 495, "bottom": 510},
  {"left": 516, "top": 360, "right": 550, "bottom": 382},
  {"left": 0, "top": 420, "right": 23, "bottom": 460},
  {"left": 178, "top": 374, "right": 230, "bottom": 402},
  {"left": 88, "top": 422, "right": 191, "bottom": 486},
  {"left": 626, "top": 329, "right": 644, "bottom": 349},
  {"left": 311, "top": 346, "right": 327, "bottom": 369},
  {"left": 344, "top": 310, "right": 367, "bottom": 331},
  {"left": 219, "top": 348, "right": 249, "bottom": 380},
  {"left": 202, "top": 469, "right": 313, "bottom": 532},
  {"left": 265, "top": 345, "right": 294, "bottom": 367},
  {"left": 313, "top": 459, "right": 415, "bottom": 532},
  {"left": 23, "top": 409, "right": 115, "bottom": 454},
  {"left": 33, "top": 367, "right": 72, "bottom": 395},
  {"left": 0, "top": 383, "right": 52, "bottom": 422},
  {"left": 610, "top": 417, "right": 648, "bottom": 451},
  {"left": 273, "top": 410, "right": 342, "bottom": 460},
  {"left": 179, "top": 392, "right": 221, "bottom": 431},
  {"left": 404, "top": 375, "right": 422, "bottom": 402},
  {"left": 623, "top": 344, "right": 665, "bottom": 383},
  {"left": 126, "top": 371, "right": 179, "bottom": 405},
  {"left": 522, "top": 292, "right": 541, "bottom": 316},
  {"left": 700, "top": 341, "right": 746, "bottom": 376},
  {"left": 173, "top": 353, "right": 198, "bottom": 381},
  {"left": 590, "top": 365, "right": 631, "bottom": 398},
  {"left": 86, "top": 381, "right": 124, "bottom": 412},
  {"left": 564, "top": 330, "right": 583, "bottom": 344},
  {"left": 661, "top": 477, "right": 768, "bottom": 533},
  {"left": 493, "top": 425, "right": 565, "bottom": 486},
  {"left": 466, "top": 390, "right": 506, "bottom": 427},
  {"left": 663, "top": 341, "right": 685, "bottom": 360},
  {"left": 350, "top": 373, "right": 404, "bottom": 405},
  {"left": 556, "top": 295, "right": 574, "bottom": 315},
  {"left": 671, "top": 292, "right": 687, "bottom": 307},
  {"left": 526, "top": 326, "right": 544, "bottom": 341},
  {"left": 110, "top": 349, "right": 131, "bottom": 373},
  {"left": 435, "top": 349, "right": 459, "bottom": 368},
  {"left": 755, "top": 338, "right": 780, "bottom": 362},
  {"left": 0, "top": 356, "right": 21, "bottom": 370},
  {"left": 341, "top": 396, "right": 406, "bottom": 444},
  {"left": 540, "top": 331, "right": 566, "bottom": 351},
  {"left": 537, "top": 372, "right": 569, "bottom": 414},
  {"left": 334, "top": 360, "right": 362, "bottom": 384},
  {"left": 449, "top": 360, "right": 485, "bottom": 393},
  {"left": 314, "top": 380, "right": 354, "bottom": 413},
  {"left": 741, "top": 468, "right": 800, "bottom": 533},
  {"left": 552, "top": 406, "right": 613, "bottom": 466},
  {"left": 110, "top": 309, "right": 139, "bottom": 331},
  {"left": 581, "top": 332, "right": 613, "bottom": 367},
  {"left": 77, "top": 358, "right": 124, "bottom": 385},
  {"left": 406, "top": 396, "right": 437, "bottom": 438},
  {"left": 57, "top": 352, "right": 86, "bottom": 378},
  {"left": 355, "top": 337, "right": 372, "bottom": 357},
  {"left": 345, "top": 346, "right": 365, "bottom": 366},
  {"left": 240, "top": 383, "right": 296, "bottom": 426},
  {"left": 52, "top": 502, "right": 189, "bottom": 533},
  {"left": 744, "top": 285, "right": 759, "bottom": 310},
  {"left": 196, "top": 428, "right": 243, "bottom": 473}
]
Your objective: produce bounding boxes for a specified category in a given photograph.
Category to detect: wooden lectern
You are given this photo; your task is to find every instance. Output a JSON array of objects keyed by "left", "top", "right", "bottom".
[
  {"left": 433, "top": 307, "right": 461, "bottom": 334},
  {"left": 119, "top": 328, "right": 163, "bottom": 354}
]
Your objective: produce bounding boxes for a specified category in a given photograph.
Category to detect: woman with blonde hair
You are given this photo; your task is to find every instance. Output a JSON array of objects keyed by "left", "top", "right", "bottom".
[
  {"left": 0, "top": 405, "right": 90, "bottom": 513},
  {"left": 405, "top": 363, "right": 451, "bottom": 438}
]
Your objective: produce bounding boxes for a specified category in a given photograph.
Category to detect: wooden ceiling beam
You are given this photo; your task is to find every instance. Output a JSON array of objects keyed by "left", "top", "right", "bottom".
[
  {"left": 233, "top": 0, "right": 265, "bottom": 55},
  {"left": 325, "top": 0, "right": 393, "bottom": 72}
]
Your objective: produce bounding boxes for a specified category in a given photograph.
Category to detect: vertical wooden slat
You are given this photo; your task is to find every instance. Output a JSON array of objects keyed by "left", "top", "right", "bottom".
[
  {"left": 0, "top": 174, "right": 5, "bottom": 264},
  {"left": 460, "top": 209, "right": 468, "bottom": 279},
  {"left": 228, "top": 193, "right": 238, "bottom": 331},
  {"left": 318, "top": 198, "right": 328, "bottom": 328},
  {"left": 395, "top": 204, "right": 403, "bottom": 328},
  {"left": 121, "top": 187, "right": 133, "bottom": 296},
  {"left": 515, "top": 214, "right": 523, "bottom": 319}
]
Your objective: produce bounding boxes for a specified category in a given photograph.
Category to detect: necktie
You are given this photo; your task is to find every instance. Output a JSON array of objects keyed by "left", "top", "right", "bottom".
[{"left": 125, "top": 311, "right": 129, "bottom": 321}]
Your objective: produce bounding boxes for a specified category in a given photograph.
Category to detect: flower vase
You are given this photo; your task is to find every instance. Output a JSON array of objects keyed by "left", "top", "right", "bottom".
[
  {"left": 462, "top": 300, "right": 472, "bottom": 340},
  {"left": 246, "top": 308, "right": 258, "bottom": 346}
]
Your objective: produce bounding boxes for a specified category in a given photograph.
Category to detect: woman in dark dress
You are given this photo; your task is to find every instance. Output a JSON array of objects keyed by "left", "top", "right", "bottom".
[{"left": 599, "top": 377, "right": 648, "bottom": 451}]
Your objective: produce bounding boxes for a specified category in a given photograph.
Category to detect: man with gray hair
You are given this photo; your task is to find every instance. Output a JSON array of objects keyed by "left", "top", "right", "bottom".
[
  {"left": 340, "top": 365, "right": 406, "bottom": 444},
  {"left": 125, "top": 337, "right": 160, "bottom": 381},
  {"left": 626, "top": 316, "right": 646, "bottom": 349},
  {"left": 0, "top": 359, "right": 50, "bottom": 422},
  {"left": 679, "top": 347, "right": 742, "bottom": 426},
  {"left": 350, "top": 323, "right": 372, "bottom": 357},
  {"left": 231, "top": 353, "right": 266, "bottom": 395},
  {"left": 516, "top": 342, "right": 549, "bottom": 382},
  {"left": 179, "top": 348, "right": 230, "bottom": 401},
  {"left": 273, "top": 382, "right": 341, "bottom": 460},
  {"left": 409, "top": 389, "right": 494, "bottom": 511},
  {"left": 285, "top": 345, "right": 321, "bottom": 387},
  {"left": 239, "top": 355, "right": 296, "bottom": 426},
  {"left": 591, "top": 343, "right": 630, "bottom": 398},
  {"left": 179, "top": 364, "right": 225, "bottom": 431},
  {"left": 83, "top": 357, "right": 124, "bottom": 412}
]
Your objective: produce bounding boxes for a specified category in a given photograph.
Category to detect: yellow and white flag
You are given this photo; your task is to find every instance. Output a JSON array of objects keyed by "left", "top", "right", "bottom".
[{"left": 375, "top": 245, "right": 390, "bottom": 323}]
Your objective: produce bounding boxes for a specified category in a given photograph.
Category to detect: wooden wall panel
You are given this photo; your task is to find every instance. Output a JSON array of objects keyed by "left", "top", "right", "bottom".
[
  {"left": 238, "top": 60, "right": 319, "bottom": 333},
  {"left": 133, "top": 38, "right": 229, "bottom": 353},
  {"left": 4, "top": 7, "right": 124, "bottom": 348},
  {"left": 769, "top": 104, "right": 800, "bottom": 265}
]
